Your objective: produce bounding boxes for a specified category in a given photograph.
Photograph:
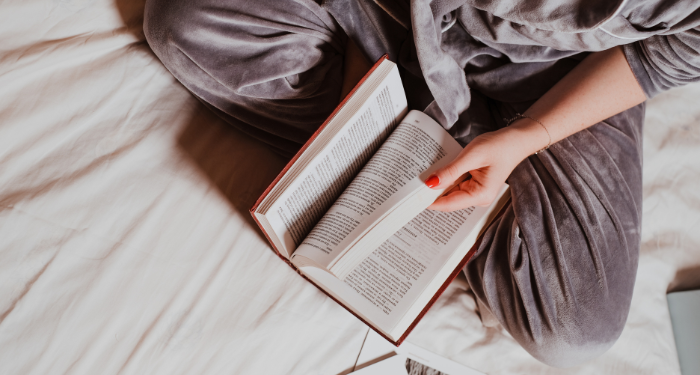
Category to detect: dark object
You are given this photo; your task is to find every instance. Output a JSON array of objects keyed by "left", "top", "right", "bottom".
[
  {"left": 405, "top": 358, "right": 446, "bottom": 375},
  {"left": 667, "top": 289, "right": 700, "bottom": 375}
]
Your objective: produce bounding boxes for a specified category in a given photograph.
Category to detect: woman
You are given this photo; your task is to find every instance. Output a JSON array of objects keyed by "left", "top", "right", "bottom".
[{"left": 143, "top": 0, "right": 700, "bottom": 367}]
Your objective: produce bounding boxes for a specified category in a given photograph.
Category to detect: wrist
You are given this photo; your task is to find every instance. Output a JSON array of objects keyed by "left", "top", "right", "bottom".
[{"left": 502, "top": 117, "right": 552, "bottom": 157}]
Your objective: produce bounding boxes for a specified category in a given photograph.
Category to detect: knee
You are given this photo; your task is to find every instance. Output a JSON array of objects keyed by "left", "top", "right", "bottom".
[
  {"left": 143, "top": 0, "right": 188, "bottom": 61},
  {"left": 143, "top": 0, "right": 215, "bottom": 89},
  {"left": 519, "top": 320, "right": 623, "bottom": 368},
  {"left": 465, "top": 206, "right": 635, "bottom": 367}
]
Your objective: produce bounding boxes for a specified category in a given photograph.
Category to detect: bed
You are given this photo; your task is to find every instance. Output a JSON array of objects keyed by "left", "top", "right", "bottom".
[{"left": 1, "top": 0, "right": 699, "bottom": 373}]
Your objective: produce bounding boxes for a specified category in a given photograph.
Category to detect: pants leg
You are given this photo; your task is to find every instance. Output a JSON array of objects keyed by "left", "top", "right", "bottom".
[
  {"left": 143, "top": 0, "right": 347, "bottom": 156},
  {"left": 465, "top": 103, "right": 644, "bottom": 367}
]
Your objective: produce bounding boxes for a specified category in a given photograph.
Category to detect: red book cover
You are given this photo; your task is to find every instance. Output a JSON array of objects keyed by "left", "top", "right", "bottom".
[{"left": 250, "top": 55, "right": 506, "bottom": 345}]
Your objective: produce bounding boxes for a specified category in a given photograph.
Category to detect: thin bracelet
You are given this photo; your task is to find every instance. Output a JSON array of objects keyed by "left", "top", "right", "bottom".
[{"left": 505, "top": 113, "right": 552, "bottom": 154}]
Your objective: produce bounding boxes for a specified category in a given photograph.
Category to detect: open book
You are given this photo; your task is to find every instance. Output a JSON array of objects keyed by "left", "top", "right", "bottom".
[{"left": 251, "top": 56, "right": 510, "bottom": 344}]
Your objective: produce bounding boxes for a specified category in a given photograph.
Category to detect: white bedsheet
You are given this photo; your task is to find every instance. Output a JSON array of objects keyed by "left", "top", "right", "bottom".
[{"left": 1, "top": 1, "right": 698, "bottom": 374}]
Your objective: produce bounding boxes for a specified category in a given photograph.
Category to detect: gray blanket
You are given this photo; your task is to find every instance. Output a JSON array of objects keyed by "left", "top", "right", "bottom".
[{"left": 143, "top": 0, "right": 700, "bottom": 367}]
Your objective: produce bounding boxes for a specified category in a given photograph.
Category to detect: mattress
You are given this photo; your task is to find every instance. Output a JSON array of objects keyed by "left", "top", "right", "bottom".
[{"left": 1, "top": 0, "right": 699, "bottom": 374}]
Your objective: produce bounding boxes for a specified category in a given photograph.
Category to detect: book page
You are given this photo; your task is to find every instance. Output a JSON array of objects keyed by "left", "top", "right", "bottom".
[
  {"left": 293, "top": 111, "right": 462, "bottom": 269},
  {"left": 298, "top": 196, "right": 505, "bottom": 335},
  {"left": 264, "top": 67, "right": 408, "bottom": 254},
  {"left": 343, "top": 209, "right": 475, "bottom": 320}
]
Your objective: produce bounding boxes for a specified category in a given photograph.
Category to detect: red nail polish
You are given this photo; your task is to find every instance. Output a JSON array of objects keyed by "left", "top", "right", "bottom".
[{"left": 425, "top": 175, "right": 440, "bottom": 188}]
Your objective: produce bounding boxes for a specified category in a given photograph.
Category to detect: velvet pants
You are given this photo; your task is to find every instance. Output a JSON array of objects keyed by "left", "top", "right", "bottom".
[{"left": 143, "top": 0, "right": 643, "bottom": 367}]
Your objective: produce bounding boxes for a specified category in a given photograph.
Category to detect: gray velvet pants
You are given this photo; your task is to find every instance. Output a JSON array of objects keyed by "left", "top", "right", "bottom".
[{"left": 143, "top": 0, "right": 643, "bottom": 367}]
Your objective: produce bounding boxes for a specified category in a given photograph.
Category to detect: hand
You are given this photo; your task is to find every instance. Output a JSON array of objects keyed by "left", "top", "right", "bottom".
[
  {"left": 426, "top": 46, "right": 647, "bottom": 212},
  {"left": 426, "top": 121, "right": 544, "bottom": 212}
]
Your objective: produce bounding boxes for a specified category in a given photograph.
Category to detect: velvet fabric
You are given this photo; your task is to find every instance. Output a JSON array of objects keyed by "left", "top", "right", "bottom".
[{"left": 143, "top": 0, "right": 700, "bottom": 367}]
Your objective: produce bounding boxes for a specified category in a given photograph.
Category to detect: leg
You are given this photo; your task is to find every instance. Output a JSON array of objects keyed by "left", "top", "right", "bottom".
[
  {"left": 143, "top": 0, "right": 347, "bottom": 156},
  {"left": 465, "top": 103, "right": 644, "bottom": 367}
]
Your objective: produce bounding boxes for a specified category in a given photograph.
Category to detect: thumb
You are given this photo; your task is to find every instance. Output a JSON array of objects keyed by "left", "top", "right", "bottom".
[{"left": 424, "top": 150, "right": 479, "bottom": 190}]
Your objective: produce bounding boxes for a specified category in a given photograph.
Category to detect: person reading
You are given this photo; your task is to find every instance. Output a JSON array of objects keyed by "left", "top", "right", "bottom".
[{"left": 143, "top": 0, "right": 700, "bottom": 367}]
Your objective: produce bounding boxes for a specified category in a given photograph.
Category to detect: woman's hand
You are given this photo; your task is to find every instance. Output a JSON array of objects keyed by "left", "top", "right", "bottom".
[
  {"left": 426, "top": 119, "right": 547, "bottom": 212},
  {"left": 427, "top": 46, "right": 647, "bottom": 212}
]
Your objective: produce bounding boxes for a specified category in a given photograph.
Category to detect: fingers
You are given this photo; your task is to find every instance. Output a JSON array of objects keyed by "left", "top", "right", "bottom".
[
  {"left": 424, "top": 132, "right": 511, "bottom": 212},
  {"left": 424, "top": 147, "right": 482, "bottom": 190},
  {"left": 428, "top": 190, "right": 475, "bottom": 212},
  {"left": 427, "top": 179, "right": 496, "bottom": 212}
]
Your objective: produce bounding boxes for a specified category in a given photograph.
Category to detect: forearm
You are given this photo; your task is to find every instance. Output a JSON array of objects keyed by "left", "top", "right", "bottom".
[
  {"left": 428, "top": 46, "right": 648, "bottom": 211},
  {"left": 506, "top": 46, "right": 647, "bottom": 158}
]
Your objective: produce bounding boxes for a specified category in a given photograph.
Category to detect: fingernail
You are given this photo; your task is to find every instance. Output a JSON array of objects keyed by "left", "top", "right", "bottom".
[{"left": 425, "top": 175, "right": 440, "bottom": 188}]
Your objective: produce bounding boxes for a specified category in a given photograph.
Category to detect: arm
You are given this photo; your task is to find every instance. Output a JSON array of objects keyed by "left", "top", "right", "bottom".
[{"left": 427, "top": 46, "right": 647, "bottom": 211}]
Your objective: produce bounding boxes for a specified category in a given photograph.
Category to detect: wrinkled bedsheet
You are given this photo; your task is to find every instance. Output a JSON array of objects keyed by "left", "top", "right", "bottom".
[{"left": 1, "top": 0, "right": 699, "bottom": 374}]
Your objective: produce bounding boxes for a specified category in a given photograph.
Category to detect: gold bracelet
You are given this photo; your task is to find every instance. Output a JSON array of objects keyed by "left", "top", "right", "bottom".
[{"left": 505, "top": 113, "right": 552, "bottom": 154}]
